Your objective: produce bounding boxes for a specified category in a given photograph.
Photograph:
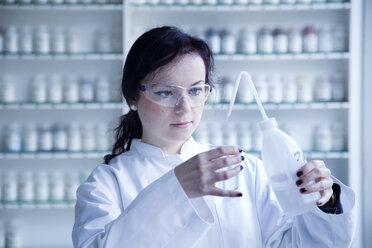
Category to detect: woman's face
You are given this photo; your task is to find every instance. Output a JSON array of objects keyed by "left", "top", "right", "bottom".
[{"left": 135, "top": 53, "right": 206, "bottom": 154}]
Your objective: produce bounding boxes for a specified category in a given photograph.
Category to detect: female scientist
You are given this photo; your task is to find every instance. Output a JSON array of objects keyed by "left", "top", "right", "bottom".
[{"left": 72, "top": 26, "right": 355, "bottom": 247}]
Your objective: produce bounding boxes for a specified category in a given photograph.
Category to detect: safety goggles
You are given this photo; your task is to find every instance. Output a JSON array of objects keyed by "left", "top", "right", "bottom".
[{"left": 137, "top": 81, "right": 211, "bottom": 108}]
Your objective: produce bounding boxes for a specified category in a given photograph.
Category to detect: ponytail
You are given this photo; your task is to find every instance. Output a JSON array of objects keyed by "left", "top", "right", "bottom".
[{"left": 104, "top": 110, "right": 142, "bottom": 164}]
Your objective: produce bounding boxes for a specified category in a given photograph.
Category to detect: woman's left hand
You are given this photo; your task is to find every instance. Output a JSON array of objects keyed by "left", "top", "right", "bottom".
[{"left": 295, "top": 160, "right": 334, "bottom": 207}]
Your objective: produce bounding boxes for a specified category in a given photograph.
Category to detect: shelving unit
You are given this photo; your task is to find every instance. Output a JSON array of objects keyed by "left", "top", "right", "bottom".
[{"left": 0, "top": 0, "right": 362, "bottom": 247}]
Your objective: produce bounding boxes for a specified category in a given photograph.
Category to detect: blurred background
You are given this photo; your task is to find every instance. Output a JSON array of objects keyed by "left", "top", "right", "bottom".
[{"left": 0, "top": 0, "right": 371, "bottom": 247}]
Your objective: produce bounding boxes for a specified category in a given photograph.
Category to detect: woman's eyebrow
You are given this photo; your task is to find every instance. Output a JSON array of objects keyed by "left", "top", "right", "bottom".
[{"left": 191, "top": 80, "right": 205, "bottom": 86}]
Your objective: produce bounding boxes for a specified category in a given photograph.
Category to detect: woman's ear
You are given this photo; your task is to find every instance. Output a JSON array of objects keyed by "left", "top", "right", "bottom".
[{"left": 130, "top": 105, "right": 138, "bottom": 111}]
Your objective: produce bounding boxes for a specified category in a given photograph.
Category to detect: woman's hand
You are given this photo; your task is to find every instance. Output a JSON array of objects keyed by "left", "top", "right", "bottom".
[
  {"left": 295, "top": 160, "right": 334, "bottom": 207},
  {"left": 174, "top": 146, "right": 244, "bottom": 199}
]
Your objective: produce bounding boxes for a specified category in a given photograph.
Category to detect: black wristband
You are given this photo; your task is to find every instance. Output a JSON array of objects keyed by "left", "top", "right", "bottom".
[{"left": 319, "top": 183, "right": 343, "bottom": 214}]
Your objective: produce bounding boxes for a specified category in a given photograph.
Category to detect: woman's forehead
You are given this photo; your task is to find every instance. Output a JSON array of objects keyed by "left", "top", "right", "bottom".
[{"left": 145, "top": 54, "right": 206, "bottom": 87}]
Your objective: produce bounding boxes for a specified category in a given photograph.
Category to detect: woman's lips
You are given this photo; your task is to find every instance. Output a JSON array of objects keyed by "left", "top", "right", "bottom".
[{"left": 171, "top": 121, "right": 192, "bottom": 128}]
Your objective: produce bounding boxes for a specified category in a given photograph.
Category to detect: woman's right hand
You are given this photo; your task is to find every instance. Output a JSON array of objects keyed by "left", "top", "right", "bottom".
[{"left": 174, "top": 146, "right": 244, "bottom": 198}]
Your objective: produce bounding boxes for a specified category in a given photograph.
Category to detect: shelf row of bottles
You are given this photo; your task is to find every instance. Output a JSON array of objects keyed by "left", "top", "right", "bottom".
[
  {"left": 0, "top": 101, "right": 349, "bottom": 110},
  {"left": 0, "top": 74, "right": 122, "bottom": 104},
  {"left": 2, "top": 122, "right": 112, "bottom": 153},
  {"left": 209, "top": 72, "right": 346, "bottom": 104},
  {"left": 0, "top": 1, "right": 350, "bottom": 10},
  {"left": 0, "top": 26, "right": 121, "bottom": 55},
  {"left": 194, "top": 121, "right": 346, "bottom": 153},
  {"left": 0, "top": 52, "right": 349, "bottom": 61}
]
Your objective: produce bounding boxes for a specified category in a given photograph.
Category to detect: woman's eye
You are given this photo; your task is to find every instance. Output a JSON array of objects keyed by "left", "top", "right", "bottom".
[
  {"left": 189, "top": 87, "right": 202, "bottom": 96},
  {"left": 155, "top": 91, "right": 173, "bottom": 97}
]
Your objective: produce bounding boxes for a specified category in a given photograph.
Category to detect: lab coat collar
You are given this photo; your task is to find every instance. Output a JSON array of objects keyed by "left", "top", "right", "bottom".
[{"left": 130, "top": 137, "right": 198, "bottom": 161}]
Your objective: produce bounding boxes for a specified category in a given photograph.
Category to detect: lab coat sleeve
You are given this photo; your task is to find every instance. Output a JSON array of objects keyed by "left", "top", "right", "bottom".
[
  {"left": 253, "top": 158, "right": 356, "bottom": 248},
  {"left": 72, "top": 165, "right": 214, "bottom": 248}
]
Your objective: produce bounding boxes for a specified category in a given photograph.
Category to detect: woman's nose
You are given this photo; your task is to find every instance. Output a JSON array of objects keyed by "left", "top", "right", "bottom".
[{"left": 174, "top": 95, "right": 192, "bottom": 114}]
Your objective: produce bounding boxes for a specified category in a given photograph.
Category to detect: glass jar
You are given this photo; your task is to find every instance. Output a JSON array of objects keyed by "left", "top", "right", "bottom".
[
  {"left": 23, "top": 124, "right": 38, "bottom": 152},
  {"left": 221, "top": 77, "right": 234, "bottom": 103},
  {"left": 79, "top": 77, "right": 95, "bottom": 102},
  {"left": 34, "top": 26, "right": 50, "bottom": 54},
  {"left": 82, "top": 123, "right": 96, "bottom": 151},
  {"left": 53, "top": 123, "right": 68, "bottom": 151},
  {"left": 331, "top": 122, "right": 344, "bottom": 151},
  {"left": 288, "top": 26, "right": 302, "bottom": 54},
  {"left": 38, "top": 123, "right": 53, "bottom": 152},
  {"left": 96, "top": 123, "right": 110, "bottom": 151},
  {"left": 30, "top": 74, "right": 47, "bottom": 103},
  {"left": 19, "top": 26, "right": 33, "bottom": 54},
  {"left": 258, "top": 27, "right": 273, "bottom": 54},
  {"left": 63, "top": 75, "right": 79, "bottom": 103},
  {"left": 332, "top": 25, "right": 346, "bottom": 52},
  {"left": 2, "top": 171, "right": 18, "bottom": 203},
  {"left": 296, "top": 74, "right": 313, "bottom": 102},
  {"left": 267, "top": 74, "right": 283, "bottom": 103},
  {"left": 5, "top": 221, "right": 22, "bottom": 248},
  {"left": 205, "top": 28, "right": 221, "bottom": 54},
  {"left": 0, "top": 75, "right": 16, "bottom": 103},
  {"left": 49, "top": 171, "right": 65, "bottom": 202},
  {"left": 65, "top": 172, "right": 79, "bottom": 202},
  {"left": 314, "top": 124, "right": 332, "bottom": 152},
  {"left": 34, "top": 171, "right": 49, "bottom": 203},
  {"left": 67, "top": 123, "right": 82, "bottom": 152},
  {"left": 237, "top": 122, "right": 252, "bottom": 152},
  {"left": 314, "top": 75, "right": 332, "bottom": 102},
  {"left": 239, "top": 28, "right": 257, "bottom": 54},
  {"left": 6, "top": 123, "right": 22, "bottom": 153},
  {"left": 51, "top": 27, "right": 66, "bottom": 54},
  {"left": 4, "top": 26, "right": 18, "bottom": 54},
  {"left": 253, "top": 74, "right": 268, "bottom": 103},
  {"left": 331, "top": 73, "right": 345, "bottom": 101},
  {"left": 66, "top": 30, "right": 80, "bottom": 54},
  {"left": 236, "top": 75, "right": 254, "bottom": 104},
  {"left": 48, "top": 74, "right": 63, "bottom": 103},
  {"left": 95, "top": 29, "right": 111, "bottom": 53},
  {"left": 18, "top": 171, "right": 34, "bottom": 203},
  {"left": 318, "top": 26, "right": 333, "bottom": 52},
  {"left": 282, "top": 75, "right": 297, "bottom": 103},
  {"left": 302, "top": 25, "right": 318, "bottom": 53},
  {"left": 273, "top": 27, "right": 288, "bottom": 54},
  {"left": 220, "top": 29, "right": 236, "bottom": 55},
  {"left": 95, "top": 76, "right": 111, "bottom": 102}
]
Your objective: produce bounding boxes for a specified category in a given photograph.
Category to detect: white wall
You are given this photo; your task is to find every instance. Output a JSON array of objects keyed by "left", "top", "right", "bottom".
[{"left": 362, "top": 0, "right": 372, "bottom": 247}]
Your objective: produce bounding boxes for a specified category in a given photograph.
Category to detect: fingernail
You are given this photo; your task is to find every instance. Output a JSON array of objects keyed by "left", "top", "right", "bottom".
[
  {"left": 317, "top": 202, "right": 321, "bottom": 206},
  {"left": 296, "top": 179, "right": 302, "bottom": 186},
  {"left": 237, "top": 193, "right": 243, "bottom": 197},
  {"left": 240, "top": 165, "right": 243, "bottom": 170},
  {"left": 300, "top": 188, "right": 307, "bottom": 193},
  {"left": 241, "top": 156, "right": 244, "bottom": 161},
  {"left": 296, "top": 171, "right": 303, "bottom": 177},
  {"left": 239, "top": 148, "right": 243, "bottom": 153}
]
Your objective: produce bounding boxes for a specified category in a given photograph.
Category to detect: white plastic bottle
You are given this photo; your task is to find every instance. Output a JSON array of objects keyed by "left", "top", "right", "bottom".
[{"left": 227, "top": 71, "right": 320, "bottom": 216}]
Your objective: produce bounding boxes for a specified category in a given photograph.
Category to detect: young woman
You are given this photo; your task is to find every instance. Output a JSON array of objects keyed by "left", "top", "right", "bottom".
[{"left": 72, "top": 26, "right": 355, "bottom": 247}]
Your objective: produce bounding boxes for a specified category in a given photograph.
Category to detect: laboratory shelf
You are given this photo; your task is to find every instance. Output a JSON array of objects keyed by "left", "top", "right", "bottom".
[
  {"left": 0, "top": 53, "right": 123, "bottom": 61},
  {"left": 129, "top": 2, "right": 350, "bottom": 11},
  {"left": 0, "top": 202, "right": 75, "bottom": 210},
  {"left": 205, "top": 102, "right": 349, "bottom": 110},
  {"left": 0, "top": 3, "right": 122, "bottom": 10},
  {"left": 214, "top": 52, "right": 349, "bottom": 62},
  {"left": 0, "top": 151, "right": 109, "bottom": 159},
  {"left": 0, "top": 102, "right": 123, "bottom": 110}
]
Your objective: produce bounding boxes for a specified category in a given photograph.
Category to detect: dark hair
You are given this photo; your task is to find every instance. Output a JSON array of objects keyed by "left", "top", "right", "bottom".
[{"left": 104, "top": 26, "right": 215, "bottom": 164}]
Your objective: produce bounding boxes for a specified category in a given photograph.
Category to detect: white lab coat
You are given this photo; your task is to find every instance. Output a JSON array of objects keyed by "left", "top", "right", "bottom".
[{"left": 72, "top": 137, "right": 355, "bottom": 248}]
